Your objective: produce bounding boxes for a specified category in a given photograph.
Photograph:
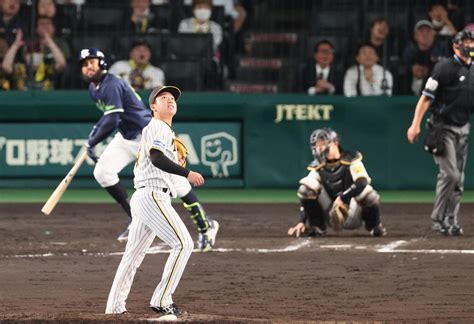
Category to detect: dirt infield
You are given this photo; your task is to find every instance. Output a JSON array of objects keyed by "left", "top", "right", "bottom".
[{"left": 0, "top": 202, "right": 473, "bottom": 323}]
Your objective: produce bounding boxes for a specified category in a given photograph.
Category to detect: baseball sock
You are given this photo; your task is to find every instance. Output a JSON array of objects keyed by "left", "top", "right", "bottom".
[
  {"left": 105, "top": 182, "right": 132, "bottom": 219},
  {"left": 182, "top": 190, "right": 209, "bottom": 233}
]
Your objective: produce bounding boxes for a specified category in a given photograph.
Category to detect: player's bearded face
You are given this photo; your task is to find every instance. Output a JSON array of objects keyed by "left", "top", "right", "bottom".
[{"left": 81, "top": 58, "right": 102, "bottom": 82}]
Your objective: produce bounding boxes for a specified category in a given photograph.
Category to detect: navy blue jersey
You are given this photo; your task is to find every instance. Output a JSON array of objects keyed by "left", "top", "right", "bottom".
[{"left": 89, "top": 73, "right": 151, "bottom": 140}]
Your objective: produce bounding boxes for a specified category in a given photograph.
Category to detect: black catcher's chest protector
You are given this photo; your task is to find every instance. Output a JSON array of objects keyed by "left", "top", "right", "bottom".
[{"left": 319, "top": 163, "right": 353, "bottom": 200}]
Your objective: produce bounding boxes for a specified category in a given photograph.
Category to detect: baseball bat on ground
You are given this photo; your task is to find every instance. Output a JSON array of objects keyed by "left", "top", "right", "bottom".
[{"left": 41, "top": 150, "right": 88, "bottom": 216}]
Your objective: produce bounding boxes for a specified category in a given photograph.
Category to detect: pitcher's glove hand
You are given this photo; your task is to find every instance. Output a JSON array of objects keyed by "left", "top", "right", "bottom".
[
  {"left": 175, "top": 137, "right": 188, "bottom": 167},
  {"left": 86, "top": 145, "right": 99, "bottom": 163}
]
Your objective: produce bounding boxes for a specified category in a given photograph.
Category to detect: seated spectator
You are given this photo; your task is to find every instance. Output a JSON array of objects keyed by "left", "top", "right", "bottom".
[
  {"left": 0, "top": 37, "right": 15, "bottom": 90},
  {"left": 178, "top": 0, "right": 223, "bottom": 56},
  {"left": 446, "top": 0, "right": 465, "bottom": 31},
  {"left": 36, "top": 0, "right": 74, "bottom": 37},
  {"left": 402, "top": 20, "right": 448, "bottom": 67},
  {"left": 343, "top": 43, "right": 393, "bottom": 97},
  {"left": 302, "top": 40, "right": 342, "bottom": 95},
  {"left": 184, "top": 0, "right": 247, "bottom": 33},
  {"left": 109, "top": 39, "right": 164, "bottom": 91},
  {"left": 409, "top": 52, "right": 431, "bottom": 96},
  {"left": 0, "top": 0, "right": 24, "bottom": 45},
  {"left": 365, "top": 17, "right": 399, "bottom": 68},
  {"left": 1, "top": 31, "right": 27, "bottom": 90},
  {"left": 37, "top": 0, "right": 56, "bottom": 18},
  {"left": 128, "top": 0, "right": 161, "bottom": 34},
  {"left": 2, "top": 17, "right": 70, "bottom": 90},
  {"left": 428, "top": 2, "right": 457, "bottom": 36}
]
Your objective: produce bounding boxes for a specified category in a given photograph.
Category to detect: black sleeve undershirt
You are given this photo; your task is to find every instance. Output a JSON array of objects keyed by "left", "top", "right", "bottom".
[
  {"left": 149, "top": 149, "right": 190, "bottom": 177},
  {"left": 339, "top": 177, "right": 368, "bottom": 204}
]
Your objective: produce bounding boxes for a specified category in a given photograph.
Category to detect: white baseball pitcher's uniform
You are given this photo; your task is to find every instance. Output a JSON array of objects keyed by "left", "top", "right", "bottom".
[{"left": 105, "top": 118, "right": 194, "bottom": 314}]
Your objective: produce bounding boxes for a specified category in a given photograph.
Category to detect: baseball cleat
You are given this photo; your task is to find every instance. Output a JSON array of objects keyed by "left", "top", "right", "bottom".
[
  {"left": 197, "top": 220, "right": 219, "bottom": 251},
  {"left": 449, "top": 225, "right": 464, "bottom": 236},
  {"left": 305, "top": 226, "right": 326, "bottom": 237},
  {"left": 151, "top": 303, "right": 186, "bottom": 321},
  {"left": 370, "top": 224, "right": 387, "bottom": 237},
  {"left": 197, "top": 233, "right": 211, "bottom": 251},
  {"left": 207, "top": 220, "right": 219, "bottom": 246},
  {"left": 117, "top": 226, "right": 130, "bottom": 242},
  {"left": 431, "top": 221, "right": 450, "bottom": 236}
]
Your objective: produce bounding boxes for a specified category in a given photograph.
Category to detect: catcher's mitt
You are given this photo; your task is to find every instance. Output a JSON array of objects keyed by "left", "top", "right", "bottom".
[
  {"left": 329, "top": 203, "right": 349, "bottom": 232},
  {"left": 175, "top": 137, "right": 188, "bottom": 167}
]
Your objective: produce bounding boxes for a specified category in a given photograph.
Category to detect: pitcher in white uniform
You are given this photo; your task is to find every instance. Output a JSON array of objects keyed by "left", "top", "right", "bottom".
[{"left": 106, "top": 86, "right": 204, "bottom": 320}]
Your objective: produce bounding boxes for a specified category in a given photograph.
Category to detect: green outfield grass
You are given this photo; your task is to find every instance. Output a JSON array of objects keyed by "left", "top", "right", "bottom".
[{"left": 2, "top": 188, "right": 474, "bottom": 204}]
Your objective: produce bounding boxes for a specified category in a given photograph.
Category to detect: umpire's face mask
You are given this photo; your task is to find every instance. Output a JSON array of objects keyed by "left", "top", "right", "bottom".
[{"left": 458, "top": 39, "right": 474, "bottom": 60}]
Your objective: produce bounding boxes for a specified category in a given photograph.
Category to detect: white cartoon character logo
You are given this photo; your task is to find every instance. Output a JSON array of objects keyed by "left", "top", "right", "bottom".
[{"left": 201, "top": 132, "right": 238, "bottom": 177}]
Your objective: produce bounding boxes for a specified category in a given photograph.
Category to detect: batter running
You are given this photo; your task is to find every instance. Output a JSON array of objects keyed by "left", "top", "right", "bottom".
[{"left": 106, "top": 86, "right": 203, "bottom": 319}]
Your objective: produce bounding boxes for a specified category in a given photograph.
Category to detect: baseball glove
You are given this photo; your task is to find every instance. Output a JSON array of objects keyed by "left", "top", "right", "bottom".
[
  {"left": 175, "top": 137, "right": 188, "bottom": 167},
  {"left": 330, "top": 203, "right": 349, "bottom": 232}
]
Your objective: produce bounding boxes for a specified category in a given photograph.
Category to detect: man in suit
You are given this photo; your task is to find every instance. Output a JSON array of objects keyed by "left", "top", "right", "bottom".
[{"left": 303, "top": 40, "right": 342, "bottom": 95}]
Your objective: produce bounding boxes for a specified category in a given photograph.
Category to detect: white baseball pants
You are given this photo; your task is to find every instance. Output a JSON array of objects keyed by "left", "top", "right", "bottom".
[
  {"left": 105, "top": 188, "right": 194, "bottom": 314},
  {"left": 94, "top": 132, "right": 140, "bottom": 187}
]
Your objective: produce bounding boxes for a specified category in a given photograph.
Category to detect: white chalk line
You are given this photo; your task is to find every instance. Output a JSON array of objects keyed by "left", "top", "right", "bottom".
[{"left": 3, "top": 239, "right": 474, "bottom": 258}]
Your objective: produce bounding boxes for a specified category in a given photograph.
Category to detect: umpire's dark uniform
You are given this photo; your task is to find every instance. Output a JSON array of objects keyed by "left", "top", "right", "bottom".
[{"left": 422, "top": 53, "right": 474, "bottom": 234}]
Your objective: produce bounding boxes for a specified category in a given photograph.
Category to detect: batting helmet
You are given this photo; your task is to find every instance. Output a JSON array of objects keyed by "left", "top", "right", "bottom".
[
  {"left": 452, "top": 29, "right": 474, "bottom": 59},
  {"left": 79, "top": 48, "right": 108, "bottom": 70},
  {"left": 310, "top": 128, "right": 339, "bottom": 161}
]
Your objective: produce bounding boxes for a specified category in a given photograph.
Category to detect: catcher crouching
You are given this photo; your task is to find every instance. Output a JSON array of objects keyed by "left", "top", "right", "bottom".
[{"left": 288, "top": 128, "right": 386, "bottom": 237}]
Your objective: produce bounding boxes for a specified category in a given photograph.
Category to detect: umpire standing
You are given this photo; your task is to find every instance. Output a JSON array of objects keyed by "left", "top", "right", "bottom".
[{"left": 407, "top": 29, "right": 474, "bottom": 236}]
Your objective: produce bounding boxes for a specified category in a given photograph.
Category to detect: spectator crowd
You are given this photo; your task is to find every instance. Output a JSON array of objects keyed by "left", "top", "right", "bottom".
[{"left": 0, "top": 0, "right": 472, "bottom": 95}]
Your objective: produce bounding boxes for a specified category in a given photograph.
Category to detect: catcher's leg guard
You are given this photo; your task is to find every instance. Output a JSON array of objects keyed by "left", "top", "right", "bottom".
[
  {"left": 301, "top": 199, "right": 326, "bottom": 232},
  {"left": 354, "top": 185, "right": 382, "bottom": 231},
  {"left": 361, "top": 204, "right": 381, "bottom": 231}
]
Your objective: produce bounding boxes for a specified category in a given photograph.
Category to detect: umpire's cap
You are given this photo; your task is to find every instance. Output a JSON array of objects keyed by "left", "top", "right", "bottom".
[{"left": 149, "top": 86, "right": 181, "bottom": 106}]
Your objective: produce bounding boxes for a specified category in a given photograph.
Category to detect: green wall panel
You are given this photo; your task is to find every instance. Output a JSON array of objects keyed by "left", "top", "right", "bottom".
[{"left": 0, "top": 91, "right": 459, "bottom": 189}]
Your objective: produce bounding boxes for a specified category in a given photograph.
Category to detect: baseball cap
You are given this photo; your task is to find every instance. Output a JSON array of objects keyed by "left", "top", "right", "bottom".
[
  {"left": 149, "top": 86, "right": 182, "bottom": 106},
  {"left": 414, "top": 20, "right": 434, "bottom": 32}
]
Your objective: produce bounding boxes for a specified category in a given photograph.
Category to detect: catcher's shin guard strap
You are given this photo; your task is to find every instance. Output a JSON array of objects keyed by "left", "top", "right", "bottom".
[{"left": 184, "top": 202, "right": 209, "bottom": 233}]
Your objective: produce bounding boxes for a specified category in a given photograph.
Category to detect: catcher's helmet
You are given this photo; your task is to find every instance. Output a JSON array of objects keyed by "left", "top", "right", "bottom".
[
  {"left": 310, "top": 128, "right": 339, "bottom": 146},
  {"left": 310, "top": 128, "right": 339, "bottom": 161},
  {"left": 79, "top": 48, "right": 108, "bottom": 70}
]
